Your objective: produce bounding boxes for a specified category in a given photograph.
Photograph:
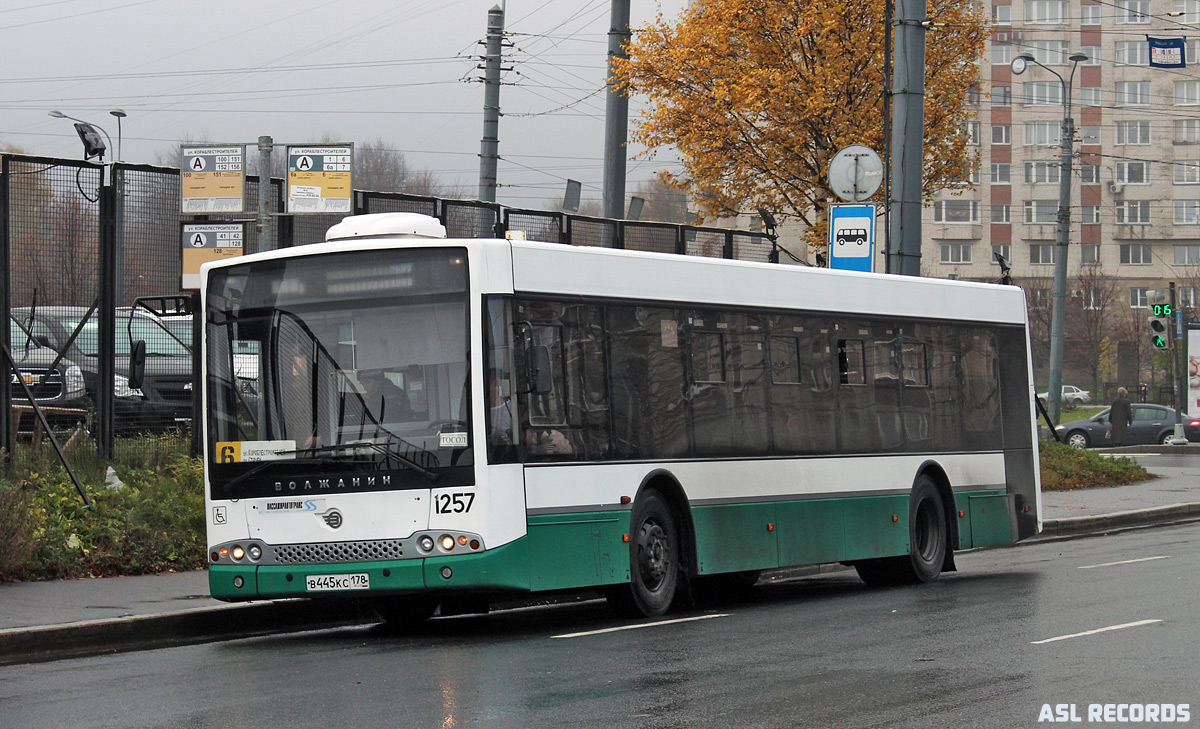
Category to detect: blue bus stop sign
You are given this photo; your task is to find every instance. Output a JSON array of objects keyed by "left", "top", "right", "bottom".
[{"left": 828, "top": 204, "right": 876, "bottom": 272}]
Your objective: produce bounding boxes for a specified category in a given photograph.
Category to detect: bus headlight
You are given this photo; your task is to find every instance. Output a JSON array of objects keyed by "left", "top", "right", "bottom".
[
  {"left": 418, "top": 535, "right": 435, "bottom": 552},
  {"left": 248, "top": 545, "right": 262, "bottom": 561},
  {"left": 231, "top": 545, "right": 245, "bottom": 561},
  {"left": 439, "top": 534, "right": 455, "bottom": 551}
]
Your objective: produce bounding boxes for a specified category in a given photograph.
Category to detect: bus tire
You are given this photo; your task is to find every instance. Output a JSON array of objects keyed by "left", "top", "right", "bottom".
[
  {"left": 624, "top": 490, "right": 681, "bottom": 617},
  {"left": 854, "top": 475, "right": 948, "bottom": 586},
  {"left": 373, "top": 596, "right": 439, "bottom": 629},
  {"left": 902, "top": 475, "right": 948, "bottom": 583}
]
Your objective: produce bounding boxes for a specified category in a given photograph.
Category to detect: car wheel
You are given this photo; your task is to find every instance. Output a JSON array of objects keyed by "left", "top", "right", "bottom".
[
  {"left": 1066, "top": 431, "right": 1090, "bottom": 449},
  {"left": 1063, "top": 398, "right": 1079, "bottom": 411},
  {"left": 1160, "top": 431, "right": 1174, "bottom": 445}
]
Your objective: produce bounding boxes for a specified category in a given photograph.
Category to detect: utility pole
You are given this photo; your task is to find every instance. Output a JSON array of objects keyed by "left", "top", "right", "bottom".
[
  {"left": 478, "top": 5, "right": 505, "bottom": 203},
  {"left": 602, "top": 0, "right": 631, "bottom": 220},
  {"left": 886, "top": 0, "right": 926, "bottom": 276},
  {"left": 257, "top": 135, "right": 272, "bottom": 252}
]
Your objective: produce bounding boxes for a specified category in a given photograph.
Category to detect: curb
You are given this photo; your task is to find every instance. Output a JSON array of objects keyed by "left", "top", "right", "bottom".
[
  {"left": 3, "top": 505, "right": 1198, "bottom": 666},
  {"left": 0, "top": 597, "right": 376, "bottom": 667},
  {"left": 1038, "top": 503, "right": 1200, "bottom": 538}
]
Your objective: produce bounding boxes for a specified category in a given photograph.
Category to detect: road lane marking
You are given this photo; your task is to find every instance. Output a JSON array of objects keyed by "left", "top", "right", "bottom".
[
  {"left": 1079, "top": 555, "right": 1171, "bottom": 569},
  {"left": 552, "top": 613, "right": 729, "bottom": 639},
  {"left": 1031, "top": 619, "right": 1162, "bottom": 645}
]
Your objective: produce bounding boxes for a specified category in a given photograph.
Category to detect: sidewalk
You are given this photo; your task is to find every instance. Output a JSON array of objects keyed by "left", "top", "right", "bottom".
[{"left": 3, "top": 452, "right": 1199, "bottom": 664}]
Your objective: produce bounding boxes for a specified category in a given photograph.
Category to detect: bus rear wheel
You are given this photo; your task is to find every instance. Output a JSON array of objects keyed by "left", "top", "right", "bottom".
[
  {"left": 611, "top": 491, "right": 681, "bottom": 617},
  {"left": 855, "top": 476, "right": 948, "bottom": 586}
]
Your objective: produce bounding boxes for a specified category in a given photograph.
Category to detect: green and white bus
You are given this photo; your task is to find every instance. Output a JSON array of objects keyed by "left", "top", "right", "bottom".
[{"left": 202, "top": 212, "right": 1040, "bottom": 621}]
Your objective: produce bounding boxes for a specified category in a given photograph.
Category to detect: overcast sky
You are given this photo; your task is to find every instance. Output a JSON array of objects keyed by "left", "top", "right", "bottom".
[{"left": 1, "top": 0, "right": 686, "bottom": 208}]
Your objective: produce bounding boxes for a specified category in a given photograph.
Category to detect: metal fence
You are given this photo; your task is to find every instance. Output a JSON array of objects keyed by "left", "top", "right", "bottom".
[{"left": 1, "top": 153, "right": 775, "bottom": 462}]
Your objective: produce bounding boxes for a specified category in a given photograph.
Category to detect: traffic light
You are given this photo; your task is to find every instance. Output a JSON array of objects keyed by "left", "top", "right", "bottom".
[{"left": 1147, "top": 289, "right": 1172, "bottom": 349}]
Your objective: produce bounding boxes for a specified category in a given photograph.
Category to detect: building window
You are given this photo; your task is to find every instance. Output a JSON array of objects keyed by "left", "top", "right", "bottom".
[
  {"left": 1115, "top": 121, "right": 1151, "bottom": 145},
  {"left": 1180, "top": 286, "right": 1198, "bottom": 308},
  {"left": 992, "top": 44, "right": 1012, "bottom": 65},
  {"left": 992, "top": 124, "right": 1011, "bottom": 144},
  {"left": 1081, "top": 87, "right": 1101, "bottom": 107},
  {"left": 992, "top": 244, "right": 1011, "bottom": 263},
  {"left": 1115, "top": 0, "right": 1151, "bottom": 23},
  {"left": 1025, "top": 161, "right": 1061, "bottom": 184},
  {"left": 993, "top": 4, "right": 1013, "bottom": 22},
  {"left": 1120, "top": 243, "right": 1153, "bottom": 263},
  {"left": 1024, "top": 199, "right": 1059, "bottom": 223},
  {"left": 1115, "top": 81, "right": 1151, "bottom": 106},
  {"left": 1025, "top": 121, "right": 1060, "bottom": 146},
  {"left": 1081, "top": 205, "right": 1101, "bottom": 224},
  {"left": 1175, "top": 200, "right": 1200, "bottom": 224},
  {"left": 1115, "top": 161, "right": 1151, "bottom": 184},
  {"left": 1177, "top": 119, "right": 1200, "bottom": 143},
  {"left": 933, "top": 199, "right": 980, "bottom": 223},
  {"left": 1175, "top": 161, "right": 1200, "bottom": 184},
  {"left": 1027, "top": 40, "right": 1069, "bottom": 65},
  {"left": 961, "top": 122, "right": 980, "bottom": 145},
  {"left": 1026, "top": 0, "right": 1067, "bottom": 23},
  {"left": 1024, "top": 82, "right": 1063, "bottom": 106},
  {"left": 1080, "top": 164, "right": 1100, "bottom": 184},
  {"left": 1081, "top": 289, "right": 1104, "bottom": 310},
  {"left": 1081, "top": 244, "right": 1100, "bottom": 263},
  {"left": 1176, "top": 81, "right": 1200, "bottom": 106},
  {"left": 1116, "top": 202, "right": 1152, "bottom": 225},
  {"left": 1030, "top": 244, "right": 1061, "bottom": 265},
  {"left": 1030, "top": 288, "right": 1051, "bottom": 307},
  {"left": 1174, "top": 244, "right": 1200, "bottom": 263},
  {"left": 1116, "top": 41, "right": 1150, "bottom": 65},
  {"left": 1081, "top": 125, "right": 1101, "bottom": 145},
  {"left": 991, "top": 163, "right": 1011, "bottom": 184},
  {"left": 1174, "top": 0, "right": 1200, "bottom": 23},
  {"left": 992, "top": 203, "right": 1011, "bottom": 223},
  {"left": 992, "top": 85, "right": 1012, "bottom": 106},
  {"left": 1130, "top": 287, "right": 1149, "bottom": 308},
  {"left": 940, "top": 243, "right": 973, "bottom": 263},
  {"left": 1080, "top": 46, "right": 1101, "bottom": 65},
  {"left": 1081, "top": 4, "right": 1102, "bottom": 23}
]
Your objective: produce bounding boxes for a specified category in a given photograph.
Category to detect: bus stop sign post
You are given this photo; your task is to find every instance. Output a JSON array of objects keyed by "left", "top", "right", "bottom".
[{"left": 828, "top": 204, "right": 877, "bottom": 273}]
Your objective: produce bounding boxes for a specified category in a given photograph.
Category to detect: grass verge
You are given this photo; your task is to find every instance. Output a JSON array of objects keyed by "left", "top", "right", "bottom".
[
  {"left": 0, "top": 433, "right": 205, "bottom": 582},
  {"left": 1039, "top": 438, "right": 1151, "bottom": 491}
]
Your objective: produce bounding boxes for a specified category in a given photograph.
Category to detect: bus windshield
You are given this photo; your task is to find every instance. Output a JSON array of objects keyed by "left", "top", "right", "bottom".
[{"left": 205, "top": 247, "right": 472, "bottom": 497}]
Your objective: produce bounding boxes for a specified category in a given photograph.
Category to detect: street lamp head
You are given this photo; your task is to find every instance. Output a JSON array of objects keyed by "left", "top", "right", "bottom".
[
  {"left": 1069, "top": 52, "right": 1088, "bottom": 63},
  {"left": 48, "top": 110, "right": 66, "bottom": 119},
  {"left": 1017, "top": 53, "right": 1035, "bottom": 61},
  {"left": 109, "top": 109, "right": 127, "bottom": 119}
]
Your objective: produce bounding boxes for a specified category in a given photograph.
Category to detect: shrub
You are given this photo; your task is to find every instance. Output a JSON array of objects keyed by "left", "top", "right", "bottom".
[
  {"left": 0, "top": 434, "right": 207, "bottom": 582},
  {"left": 1039, "top": 438, "right": 1151, "bottom": 490}
]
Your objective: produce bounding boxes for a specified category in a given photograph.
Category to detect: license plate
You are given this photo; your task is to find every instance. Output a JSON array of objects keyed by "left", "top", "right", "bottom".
[{"left": 305, "top": 573, "right": 369, "bottom": 592}]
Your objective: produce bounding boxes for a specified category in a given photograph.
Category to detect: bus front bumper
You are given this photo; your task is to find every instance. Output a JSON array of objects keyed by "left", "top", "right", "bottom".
[{"left": 209, "top": 540, "right": 534, "bottom": 602}]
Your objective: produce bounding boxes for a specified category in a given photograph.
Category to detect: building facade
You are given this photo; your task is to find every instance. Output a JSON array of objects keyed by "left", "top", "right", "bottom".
[{"left": 923, "top": 0, "right": 1200, "bottom": 391}]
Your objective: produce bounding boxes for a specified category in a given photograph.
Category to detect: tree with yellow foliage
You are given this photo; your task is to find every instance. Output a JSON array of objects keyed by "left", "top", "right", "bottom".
[{"left": 614, "top": 0, "right": 986, "bottom": 244}]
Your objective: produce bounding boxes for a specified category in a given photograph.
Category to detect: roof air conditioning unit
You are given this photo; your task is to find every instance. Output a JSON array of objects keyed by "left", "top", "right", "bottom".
[{"left": 1109, "top": 182, "right": 1125, "bottom": 195}]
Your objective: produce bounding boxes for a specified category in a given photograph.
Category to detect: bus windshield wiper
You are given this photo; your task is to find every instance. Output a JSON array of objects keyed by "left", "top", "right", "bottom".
[
  {"left": 218, "top": 454, "right": 360, "bottom": 494},
  {"left": 283, "top": 440, "right": 441, "bottom": 484}
]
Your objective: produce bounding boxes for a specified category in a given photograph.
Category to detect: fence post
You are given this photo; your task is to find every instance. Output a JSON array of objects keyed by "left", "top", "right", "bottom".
[
  {"left": 96, "top": 169, "right": 117, "bottom": 459},
  {"left": 0, "top": 157, "right": 11, "bottom": 459}
]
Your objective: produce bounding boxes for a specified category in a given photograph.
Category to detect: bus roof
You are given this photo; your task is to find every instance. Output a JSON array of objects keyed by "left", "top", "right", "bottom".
[{"left": 201, "top": 233, "right": 1027, "bottom": 327}]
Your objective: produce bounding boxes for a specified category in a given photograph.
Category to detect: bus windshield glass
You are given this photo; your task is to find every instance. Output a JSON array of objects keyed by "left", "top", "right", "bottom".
[{"left": 205, "top": 247, "right": 471, "bottom": 497}]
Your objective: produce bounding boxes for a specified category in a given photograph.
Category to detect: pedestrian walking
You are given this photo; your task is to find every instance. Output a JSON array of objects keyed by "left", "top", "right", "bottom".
[{"left": 1109, "top": 387, "right": 1133, "bottom": 446}]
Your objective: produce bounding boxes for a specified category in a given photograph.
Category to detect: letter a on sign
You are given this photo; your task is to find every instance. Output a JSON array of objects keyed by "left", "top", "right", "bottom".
[{"left": 190, "top": 156, "right": 206, "bottom": 171}]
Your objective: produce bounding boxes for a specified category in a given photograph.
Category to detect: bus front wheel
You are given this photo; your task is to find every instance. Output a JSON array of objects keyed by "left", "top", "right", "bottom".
[{"left": 613, "top": 491, "right": 681, "bottom": 617}]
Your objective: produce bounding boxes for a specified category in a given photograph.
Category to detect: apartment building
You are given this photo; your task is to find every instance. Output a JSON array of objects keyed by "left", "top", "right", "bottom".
[{"left": 924, "top": 0, "right": 1200, "bottom": 333}]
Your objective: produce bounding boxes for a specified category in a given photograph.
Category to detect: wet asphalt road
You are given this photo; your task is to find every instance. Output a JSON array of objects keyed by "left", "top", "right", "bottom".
[{"left": 2, "top": 522, "right": 1197, "bottom": 729}]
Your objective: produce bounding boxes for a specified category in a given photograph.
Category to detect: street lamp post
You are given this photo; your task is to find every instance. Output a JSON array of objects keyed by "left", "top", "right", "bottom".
[{"left": 1011, "top": 51, "right": 1088, "bottom": 426}]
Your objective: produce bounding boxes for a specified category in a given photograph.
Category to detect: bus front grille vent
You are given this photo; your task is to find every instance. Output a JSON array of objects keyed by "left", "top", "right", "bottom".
[{"left": 273, "top": 539, "right": 406, "bottom": 564}]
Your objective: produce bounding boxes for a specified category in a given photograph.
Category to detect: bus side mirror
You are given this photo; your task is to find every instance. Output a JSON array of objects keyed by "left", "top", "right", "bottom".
[
  {"left": 129, "top": 340, "right": 146, "bottom": 390},
  {"left": 528, "top": 345, "right": 553, "bottom": 395}
]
